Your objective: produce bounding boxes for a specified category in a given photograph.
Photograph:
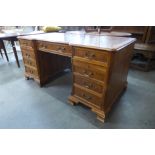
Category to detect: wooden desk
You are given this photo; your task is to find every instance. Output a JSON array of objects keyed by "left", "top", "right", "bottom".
[
  {"left": 0, "top": 31, "right": 44, "bottom": 67},
  {"left": 18, "top": 32, "right": 136, "bottom": 122}
]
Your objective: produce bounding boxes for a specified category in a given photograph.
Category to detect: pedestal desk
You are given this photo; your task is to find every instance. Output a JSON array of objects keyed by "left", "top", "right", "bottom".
[{"left": 18, "top": 32, "right": 136, "bottom": 122}]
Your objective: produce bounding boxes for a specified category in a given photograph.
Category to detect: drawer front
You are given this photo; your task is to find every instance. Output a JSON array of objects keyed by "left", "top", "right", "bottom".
[
  {"left": 74, "top": 47, "right": 110, "bottom": 64},
  {"left": 22, "top": 50, "right": 36, "bottom": 60},
  {"left": 19, "top": 39, "right": 33, "bottom": 49},
  {"left": 74, "top": 85, "right": 103, "bottom": 107},
  {"left": 25, "top": 66, "right": 38, "bottom": 77},
  {"left": 74, "top": 73, "right": 104, "bottom": 94},
  {"left": 73, "top": 60, "right": 107, "bottom": 82},
  {"left": 23, "top": 58, "right": 37, "bottom": 68},
  {"left": 38, "top": 41, "right": 72, "bottom": 55}
]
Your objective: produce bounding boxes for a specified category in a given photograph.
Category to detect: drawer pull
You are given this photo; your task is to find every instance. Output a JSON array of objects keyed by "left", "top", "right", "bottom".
[
  {"left": 57, "top": 47, "right": 66, "bottom": 52},
  {"left": 30, "top": 70, "right": 33, "bottom": 74},
  {"left": 84, "top": 83, "right": 94, "bottom": 89},
  {"left": 89, "top": 53, "right": 95, "bottom": 58},
  {"left": 40, "top": 43, "right": 47, "bottom": 49},
  {"left": 85, "top": 85, "right": 89, "bottom": 88},
  {"left": 43, "top": 45, "right": 47, "bottom": 48},
  {"left": 61, "top": 47, "right": 65, "bottom": 51},
  {"left": 82, "top": 93, "right": 92, "bottom": 100},
  {"left": 26, "top": 53, "right": 30, "bottom": 58},
  {"left": 82, "top": 70, "right": 94, "bottom": 77},
  {"left": 85, "top": 52, "right": 95, "bottom": 59},
  {"left": 57, "top": 47, "right": 61, "bottom": 51},
  {"left": 88, "top": 72, "right": 93, "bottom": 76}
]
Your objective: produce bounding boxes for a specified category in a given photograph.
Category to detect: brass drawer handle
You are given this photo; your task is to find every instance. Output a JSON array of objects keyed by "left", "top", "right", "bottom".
[
  {"left": 30, "top": 70, "right": 33, "bottom": 74},
  {"left": 84, "top": 74, "right": 89, "bottom": 77},
  {"left": 57, "top": 47, "right": 66, "bottom": 52},
  {"left": 85, "top": 52, "right": 95, "bottom": 59},
  {"left": 89, "top": 53, "right": 95, "bottom": 58},
  {"left": 25, "top": 53, "right": 30, "bottom": 58},
  {"left": 85, "top": 85, "right": 89, "bottom": 88},
  {"left": 40, "top": 43, "right": 47, "bottom": 49},
  {"left": 57, "top": 47, "right": 61, "bottom": 51},
  {"left": 82, "top": 70, "right": 93, "bottom": 77},
  {"left": 88, "top": 72, "right": 93, "bottom": 76},
  {"left": 83, "top": 70, "right": 89, "bottom": 77},
  {"left": 82, "top": 93, "right": 92, "bottom": 100},
  {"left": 43, "top": 45, "right": 47, "bottom": 48},
  {"left": 84, "top": 83, "right": 94, "bottom": 89},
  {"left": 61, "top": 47, "right": 65, "bottom": 50}
]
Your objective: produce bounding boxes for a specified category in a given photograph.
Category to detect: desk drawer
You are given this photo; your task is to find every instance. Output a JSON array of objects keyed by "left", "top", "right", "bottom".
[
  {"left": 73, "top": 60, "right": 107, "bottom": 82},
  {"left": 19, "top": 39, "right": 33, "bottom": 49},
  {"left": 25, "top": 66, "right": 38, "bottom": 77},
  {"left": 22, "top": 50, "right": 36, "bottom": 60},
  {"left": 74, "top": 47, "right": 110, "bottom": 65},
  {"left": 23, "top": 58, "right": 37, "bottom": 68},
  {"left": 38, "top": 41, "right": 72, "bottom": 54},
  {"left": 74, "top": 73, "right": 104, "bottom": 94},
  {"left": 74, "top": 85, "right": 103, "bottom": 107}
]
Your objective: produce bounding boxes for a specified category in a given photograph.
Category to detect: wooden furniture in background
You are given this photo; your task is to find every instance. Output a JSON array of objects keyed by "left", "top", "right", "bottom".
[
  {"left": 84, "top": 26, "right": 113, "bottom": 33},
  {"left": 131, "top": 43, "right": 155, "bottom": 71},
  {"left": 18, "top": 32, "right": 136, "bottom": 122},
  {"left": 0, "top": 42, "right": 3, "bottom": 58},
  {"left": 0, "top": 30, "right": 44, "bottom": 67},
  {"left": 0, "top": 40, "right": 9, "bottom": 61},
  {"left": 112, "top": 26, "right": 148, "bottom": 43},
  {"left": 108, "top": 26, "right": 155, "bottom": 71}
]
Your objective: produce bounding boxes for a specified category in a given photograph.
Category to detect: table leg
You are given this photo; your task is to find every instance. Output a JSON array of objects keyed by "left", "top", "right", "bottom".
[
  {"left": 0, "top": 49, "right": 3, "bottom": 58},
  {"left": 10, "top": 40, "right": 20, "bottom": 68},
  {"left": 0, "top": 40, "right": 9, "bottom": 62}
]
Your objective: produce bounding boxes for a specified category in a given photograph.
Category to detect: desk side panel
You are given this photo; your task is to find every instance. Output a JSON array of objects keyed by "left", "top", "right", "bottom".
[{"left": 104, "top": 43, "right": 135, "bottom": 114}]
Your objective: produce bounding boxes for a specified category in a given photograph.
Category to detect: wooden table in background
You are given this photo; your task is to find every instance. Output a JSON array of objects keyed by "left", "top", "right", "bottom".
[{"left": 0, "top": 31, "right": 44, "bottom": 67}]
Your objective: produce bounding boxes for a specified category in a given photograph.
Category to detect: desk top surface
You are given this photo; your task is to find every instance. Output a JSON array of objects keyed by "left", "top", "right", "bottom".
[
  {"left": 0, "top": 31, "right": 44, "bottom": 39},
  {"left": 18, "top": 31, "right": 136, "bottom": 51}
]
